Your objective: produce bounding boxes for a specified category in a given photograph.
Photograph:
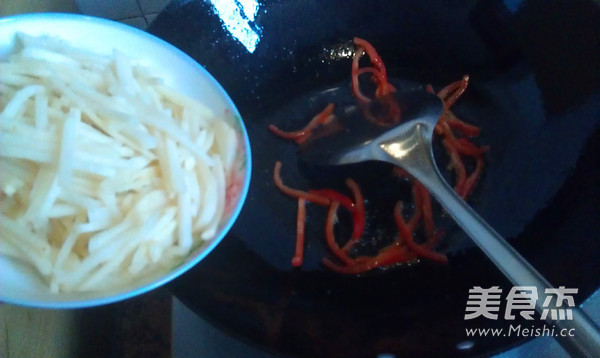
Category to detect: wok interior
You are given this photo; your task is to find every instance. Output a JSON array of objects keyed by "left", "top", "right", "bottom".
[{"left": 150, "top": 0, "right": 600, "bottom": 356}]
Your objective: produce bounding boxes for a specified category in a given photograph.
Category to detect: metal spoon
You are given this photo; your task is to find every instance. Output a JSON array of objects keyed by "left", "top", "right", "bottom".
[{"left": 300, "top": 90, "right": 600, "bottom": 357}]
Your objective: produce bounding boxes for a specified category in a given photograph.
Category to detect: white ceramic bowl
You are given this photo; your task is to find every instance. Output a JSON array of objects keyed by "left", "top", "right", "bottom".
[{"left": 0, "top": 13, "right": 252, "bottom": 308}]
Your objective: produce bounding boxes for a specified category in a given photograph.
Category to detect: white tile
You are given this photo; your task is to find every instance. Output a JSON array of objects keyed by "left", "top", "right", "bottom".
[
  {"left": 75, "top": 0, "right": 141, "bottom": 20},
  {"left": 138, "top": 0, "right": 171, "bottom": 15},
  {"left": 119, "top": 16, "right": 148, "bottom": 30},
  {"left": 145, "top": 13, "right": 159, "bottom": 26}
]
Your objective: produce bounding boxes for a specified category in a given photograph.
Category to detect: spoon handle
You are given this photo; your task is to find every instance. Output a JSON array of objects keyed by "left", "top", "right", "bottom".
[{"left": 383, "top": 133, "right": 600, "bottom": 356}]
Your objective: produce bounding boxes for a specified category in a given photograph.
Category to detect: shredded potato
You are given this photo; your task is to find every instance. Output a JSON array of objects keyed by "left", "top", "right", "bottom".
[{"left": 0, "top": 33, "right": 240, "bottom": 293}]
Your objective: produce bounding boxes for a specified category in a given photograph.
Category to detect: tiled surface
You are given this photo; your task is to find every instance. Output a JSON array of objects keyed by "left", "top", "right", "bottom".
[
  {"left": 120, "top": 15, "right": 149, "bottom": 30},
  {"left": 0, "top": 0, "right": 170, "bottom": 29},
  {"left": 75, "top": 0, "right": 170, "bottom": 29},
  {"left": 75, "top": 0, "right": 141, "bottom": 20},
  {"left": 138, "top": 0, "right": 172, "bottom": 15},
  {"left": 146, "top": 13, "right": 159, "bottom": 26}
]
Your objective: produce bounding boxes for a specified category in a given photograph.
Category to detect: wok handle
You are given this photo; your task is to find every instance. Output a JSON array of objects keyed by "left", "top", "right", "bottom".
[{"left": 381, "top": 130, "right": 600, "bottom": 357}]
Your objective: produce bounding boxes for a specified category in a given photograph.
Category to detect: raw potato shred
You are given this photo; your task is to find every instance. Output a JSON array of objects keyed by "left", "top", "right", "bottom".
[{"left": 0, "top": 34, "right": 239, "bottom": 293}]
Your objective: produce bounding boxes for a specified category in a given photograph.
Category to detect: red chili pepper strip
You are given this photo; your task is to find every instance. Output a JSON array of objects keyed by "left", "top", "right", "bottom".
[
  {"left": 351, "top": 47, "right": 371, "bottom": 103},
  {"left": 342, "top": 178, "right": 365, "bottom": 251},
  {"left": 268, "top": 103, "right": 335, "bottom": 143},
  {"left": 273, "top": 161, "right": 330, "bottom": 206},
  {"left": 354, "top": 38, "right": 387, "bottom": 79},
  {"left": 381, "top": 93, "right": 402, "bottom": 124},
  {"left": 324, "top": 201, "right": 355, "bottom": 265},
  {"left": 309, "top": 189, "right": 354, "bottom": 211},
  {"left": 444, "top": 75, "right": 469, "bottom": 109},
  {"left": 437, "top": 76, "right": 468, "bottom": 106},
  {"left": 353, "top": 37, "right": 392, "bottom": 97},
  {"left": 352, "top": 37, "right": 397, "bottom": 104},
  {"left": 291, "top": 198, "right": 306, "bottom": 267},
  {"left": 461, "top": 154, "right": 485, "bottom": 200},
  {"left": 354, "top": 243, "right": 416, "bottom": 264},
  {"left": 324, "top": 245, "right": 415, "bottom": 274},
  {"left": 445, "top": 111, "right": 481, "bottom": 137},
  {"left": 322, "top": 257, "right": 370, "bottom": 274},
  {"left": 442, "top": 139, "right": 467, "bottom": 195},
  {"left": 355, "top": 244, "right": 418, "bottom": 268},
  {"left": 350, "top": 37, "right": 401, "bottom": 124},
  {"left": 434, "top": 121, "right": 445, "bottom": 135},
  {"left": 415, "top": 182, "right": 436, "bottom": 240},
  {"left": 437, "top": 80, "right": 462, "bottom": 103},
  {"left": 407, "top": 182, "right": 424, "bottom": 232},
  {"left": 324, "top": 238, "right": 421, "bottom": 275},
  {"left": 455, "top": 138, "right": 489, "bottom": 155},
  {"left": 442, "top": 119, "right": 484, "bottom": 150},
  {"left": 394, "top": 201, "right": 448, "bottom": 264},
  {"left": 372, "top": 244, "right": 419, "bottom": 265},
  {"left": 439, "top": 119, "right": 487, "bottom": 156},
  {"left": 434, "top": 111, "right": 451, "bottom": 135}
]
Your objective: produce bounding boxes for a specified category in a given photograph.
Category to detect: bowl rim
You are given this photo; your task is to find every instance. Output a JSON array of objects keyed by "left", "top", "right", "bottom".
[{"left": 0, "top": 12, "right": 253, "bottom": 309}]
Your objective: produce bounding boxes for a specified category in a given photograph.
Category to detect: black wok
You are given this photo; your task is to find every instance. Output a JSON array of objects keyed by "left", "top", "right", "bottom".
[{"left": 148, "top": 0, "right": 600, "bottom": 356}]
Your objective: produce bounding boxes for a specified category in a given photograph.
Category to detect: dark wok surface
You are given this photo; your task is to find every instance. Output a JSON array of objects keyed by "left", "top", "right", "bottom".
[{"left": 149, "top": 0, "right": 600, "bottom": 356}]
